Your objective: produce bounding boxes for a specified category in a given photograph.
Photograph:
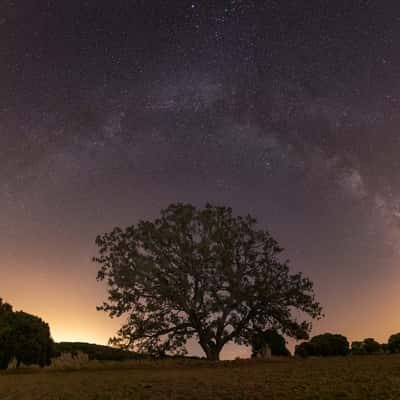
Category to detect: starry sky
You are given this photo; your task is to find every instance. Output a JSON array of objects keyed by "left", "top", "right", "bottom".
[{"left": 2, "top": 0, "right": 400, "bottom": 358}]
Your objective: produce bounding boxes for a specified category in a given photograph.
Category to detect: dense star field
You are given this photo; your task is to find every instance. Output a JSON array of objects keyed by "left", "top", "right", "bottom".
[{"left": 2, "top": 1, "right": 400, "bottom": 357}]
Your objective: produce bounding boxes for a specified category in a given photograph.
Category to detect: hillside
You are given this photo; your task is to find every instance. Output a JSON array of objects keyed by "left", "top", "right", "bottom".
[{"left": 54, "top": 342, "right": 143, "bottom": 361}]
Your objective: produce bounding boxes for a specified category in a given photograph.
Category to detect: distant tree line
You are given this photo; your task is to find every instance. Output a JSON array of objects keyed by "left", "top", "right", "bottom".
[
  {"left": 295, "top": 333, "right": 400, "bottom": 357},
  {"left": 4, "top": 204, "right": 400, "bottom": 367},
  {"left": 3, "top": 297, "right": 400, "bottom": 367}
]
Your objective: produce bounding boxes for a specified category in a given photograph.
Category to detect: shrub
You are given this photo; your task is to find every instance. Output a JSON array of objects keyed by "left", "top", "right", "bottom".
[
  {"left": 363, "top": 338, "right": 381, "bottom": 354},
  {"left": 251, "top": 330, "right": 290, "bottom": 357},
  {"left": 295, "top": 333, "right": 349, "bottom": 357},
  {"left": 388, "top": 333, "right": 400, "bottom": 353},
  {"left": 351, "top": 341, "right": 366, "bottom": 355},
  {"left": 295, "top": 341, "right": 314, "bottom": 357},
  {"left": 0, "top": 299, "right": 54, "bottom": 369},
  {"left": 0, "top": 300, "right": 14, "bottom": 369},
  {"left": 9, "top": 311, "right": 54, "bottom": 367},
  {"left": 381, "top": 343, "right": 389, "bottom": 353},
  {"left": 351, "top": 339, "right": 381, "bottom": 355}
]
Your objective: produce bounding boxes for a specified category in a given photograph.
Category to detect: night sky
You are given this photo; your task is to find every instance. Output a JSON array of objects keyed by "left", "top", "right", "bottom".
[{"left": 2, "top": 1, "right": 400, "bottom": 358}]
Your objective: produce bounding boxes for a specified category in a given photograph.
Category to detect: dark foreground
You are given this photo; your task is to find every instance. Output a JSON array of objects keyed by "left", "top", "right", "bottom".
[{"left": 1, "top": 355, "right": 400, "bottom": 399}]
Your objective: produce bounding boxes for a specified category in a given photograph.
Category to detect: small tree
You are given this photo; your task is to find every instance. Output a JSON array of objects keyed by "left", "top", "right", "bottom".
[
  {"left": 295, "top": 341, "right": 314, "bottom": 357},
  {"left": 10, "top": 311, "right": 54, "bottom": 367},
  {"left": 0, "top": 299, "right": 14, "bottom": 369},
  {"left": 351, "top": 341, "right": 366, "bottom": 355},
  {"left": 388, "top": 333, "right": 400, "bottom": 353},
  {"left": 251, "top": 329, "right": 290, "bottom": 357},
  {"left": 310, "top": 333, "right": 349, "bottom": 356},
  {"left": 363, "top": 338, "right": 381, "bottom": 354},
  {"left": 295, "top": 333, "right": 349, "bottom": 357},
  {"left": 0, "top": 299, "right": 54, "bottom": 369},
  {"left": 95, "top": 204, "right": 322, "bottom": 360}
]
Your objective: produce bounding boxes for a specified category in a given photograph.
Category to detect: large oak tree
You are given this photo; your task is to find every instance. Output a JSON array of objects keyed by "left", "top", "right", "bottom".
[{"left": 95, "top": 203, "right": 322, "bottom": 360}]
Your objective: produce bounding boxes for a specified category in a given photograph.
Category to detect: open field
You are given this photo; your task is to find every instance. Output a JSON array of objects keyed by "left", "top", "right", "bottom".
[{"left": 2, "top": 356, "right": 400, "bottom": 399}]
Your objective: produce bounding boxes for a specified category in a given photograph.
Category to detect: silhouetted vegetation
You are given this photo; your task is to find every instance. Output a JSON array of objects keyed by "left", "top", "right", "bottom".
[
  {"left": 94, "top": 203, "right": 322, "bottom": 360},
  {"left": 351, "top": 338, "right": 381, "bottom": 355},
  {"left": 295, "top": 333, "right": 350, "bottom": 357},
  {"left": 0, "top": 299, "right": 54, "bottom": 369},
  {"left": 388, "top": 333, "right": 400, "bottom": 353},
  {"left": 251, "top": 329, "right": 290, "bottom": 357},
  {"left": 54, "top": 342, "right": 144, "bottom": 361},
  {"left": 0, "top": 299, "right": 13, "bottom": 369}
]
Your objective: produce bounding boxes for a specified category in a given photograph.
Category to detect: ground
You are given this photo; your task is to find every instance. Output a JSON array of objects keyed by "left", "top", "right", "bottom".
[{"left": 2, "top": 356, "right": 400, "bottom": 399}]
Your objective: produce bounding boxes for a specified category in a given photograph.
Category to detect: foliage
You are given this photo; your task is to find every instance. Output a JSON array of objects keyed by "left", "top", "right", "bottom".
[
  {"left": 0, "top": 299, "right": 54, "bottom": 369},
  {"left": 54, "top": 342, "right": 144, "bottom": 361},
  {"left": 351, "top": 338, "right": 381, "bottom": 355},
  {"left": 9, "top": 311, "right": 54, "bottom": 367},
  {"left": 294, "top": 341, "right": 314, "bottom": 358},
  {"left": 388, "top": 333, "right": 400, "bottom": 353},
  {"left": 295, "top": 333, "right": 349, "bottom": 357},
  {"left": 381, "top": 343, "right": 389, "bottom": 353},
  {"left": 363, "top": 338, "right": 381, "bottom": 354},
  {"left": 251, "top": 329, "right": 290, "bottom": 357},
  {"left": 0, "top": 299, "right": 14, "bottom": 369},
  {"left": 351, "top": 341, "right": 366, "bottom": 355},
  {"left": 94, "top": 203, "right": 322, "bottom": 360}
]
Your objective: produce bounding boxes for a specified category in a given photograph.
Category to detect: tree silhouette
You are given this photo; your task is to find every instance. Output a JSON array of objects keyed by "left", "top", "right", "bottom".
[
  {"left": 295, "top": 333, "right": 349, "bottom": 357},
  {"left": 388, "top": 333, "right": 400, "bottom": 353},
  {"left": 251, "top": 329, "right": 290, "bottom": 357},
  {"left": 362, "top": 338, "right": 381, "bottom": 354},
  {"left": 0, "top": 299, "right": 14, "bottom": 369},
  {"left": 10, "top": 311, "right": 54, "bottom": 368},
  {"left": 95, "top": 203, "right": 322, "bottom": 360},
  {"left": 0, "top": 299, "right": 54, "bottom": 369}
]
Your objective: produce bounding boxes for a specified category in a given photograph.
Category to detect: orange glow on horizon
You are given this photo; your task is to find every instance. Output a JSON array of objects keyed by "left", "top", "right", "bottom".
[{"left": 2, "top": 254, "right": 400, "bottom": 359}]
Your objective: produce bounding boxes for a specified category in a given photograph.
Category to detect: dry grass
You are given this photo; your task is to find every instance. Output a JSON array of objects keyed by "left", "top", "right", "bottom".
[{"left": 2, "top": 355, "right": 400, "bottom": 399}]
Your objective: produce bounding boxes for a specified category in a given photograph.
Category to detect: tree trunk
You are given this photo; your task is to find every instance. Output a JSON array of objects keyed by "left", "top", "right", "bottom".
[
  {"left": 199, "top": 337, "right": 222, "bottom": 361},
  {"left": 204, "top": 347, "right": 221, "bottom": 361}
]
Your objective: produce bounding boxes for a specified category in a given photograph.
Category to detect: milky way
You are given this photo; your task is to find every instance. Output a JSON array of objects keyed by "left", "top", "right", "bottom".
[{"left": 2, "top": 1, "right": 400, "bottom": 357}]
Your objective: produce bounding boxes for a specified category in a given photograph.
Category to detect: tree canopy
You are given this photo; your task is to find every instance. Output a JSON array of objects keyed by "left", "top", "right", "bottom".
[
  {"left": 251, "top": 329, "right": 290, "bottom": 357},
  {"left": 295, "top": 333, "right": 350, "bottom": 357},
  {"left": 351, "top": 338, "right": 381, "bottom": 355},
  {"left": 94, "top": 203, "right": 322, "bottom": 360},
  {"left": 388, "top": 333, "right": 400, "bottom": 353},
  {"left": 0, "top": 299, "right": 54, "bottom": 369},
  {"left": 0, "top": 299, "right": 14, "bottom": 369}
]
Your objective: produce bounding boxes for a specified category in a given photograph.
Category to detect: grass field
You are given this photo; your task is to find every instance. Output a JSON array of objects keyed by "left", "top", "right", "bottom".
[{"left": 2, "top": 355, "right": 400, "bottom": 399}]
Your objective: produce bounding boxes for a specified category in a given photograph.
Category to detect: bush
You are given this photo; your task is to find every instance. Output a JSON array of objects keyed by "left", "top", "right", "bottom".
[
  {"left": 11, "top": 311, "right": 54, "bottom": 367},
  {"left": 295, "top": 333, "right": 349, "bottom": 357},
  {"left": 381, "top": 343, "right": 389, "bottom": 353},
  {"left": 251, "top": 330, "right": 291, "bottom": 357},
  {"left": 0, "top": 300, "right": 14, "bottom": 369},
  {"left": 351, "top": 339, "right": 381, "bottom": 355},
  {"left": 0, "top": 299, "right": 54, "bottom": 369},
  {"left": 351, "top": 341, "right": 366, "bottom": 355},
  {"left": 363, "top": 338, "right": 381, "bottom": 354},
  {"left": 388, "top": 333, "right": 400, "bottom": 353},
  {"left": 295, "top": 341, "right": 314, "bottom": 358}
]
